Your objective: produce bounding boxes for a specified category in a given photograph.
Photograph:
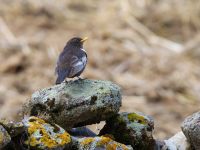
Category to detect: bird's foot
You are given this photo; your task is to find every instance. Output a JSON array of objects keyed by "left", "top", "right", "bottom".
[
  {"left": 77, "top": 76, "right": 84, "bottom": 80},
  {"left": 74, "top": 76, "right": 87, "bottom": 82}
]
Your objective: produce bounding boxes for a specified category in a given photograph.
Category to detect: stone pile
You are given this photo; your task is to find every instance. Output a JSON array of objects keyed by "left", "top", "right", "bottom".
[{"left": 0, "top": 79, "right": 199, "bottom": 150}]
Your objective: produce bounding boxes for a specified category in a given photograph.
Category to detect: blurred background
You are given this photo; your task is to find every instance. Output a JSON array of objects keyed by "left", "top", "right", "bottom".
[{"left": 0, "top": 0, "right": 200, "bottom": 140}]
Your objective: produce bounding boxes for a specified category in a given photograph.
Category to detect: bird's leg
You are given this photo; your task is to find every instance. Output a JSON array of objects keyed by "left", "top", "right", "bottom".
[
  {"left": 77, "top": 76, "right": 83, "bottom": 80},
  {"left": 77, "top": 76, "right": 88, "bottom": 80}
]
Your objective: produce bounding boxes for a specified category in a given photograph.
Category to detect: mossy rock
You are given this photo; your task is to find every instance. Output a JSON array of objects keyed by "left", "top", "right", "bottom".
[
  {"left": 0, "top": 125, "right": 11, "bottom": 149},
  {"left": 99, "top": 112, "right": 155, "bottom": 150},
  {"left": 72, "top": 136, "right": 133, "bottom": 150},
  {"left": 23, "top": 79, "right": 121, "bottom": 130},
  {"left": 181, "top": 111, "right": 200, "bottom": 150},
  {"left": 23, "top": 116, "right": 71, "bottom": 150},
  {"left": 0, "top": 119, "right": 24, "bottom": 137}
]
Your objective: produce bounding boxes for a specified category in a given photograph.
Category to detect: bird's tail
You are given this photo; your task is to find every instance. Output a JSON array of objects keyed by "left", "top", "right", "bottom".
[
  {"left": 55, "top": 72, "right": 67, "bottom": 84},
  {"left": 55, "top": 76, "right": 63, "bottom": 84},
  {"left": 55, "top": 69, "right": 68, "bottom": 84}
]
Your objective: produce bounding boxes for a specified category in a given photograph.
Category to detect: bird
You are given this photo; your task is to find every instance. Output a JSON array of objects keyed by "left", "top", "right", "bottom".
[{"left": 55, "top": 37, "right": 88, "bottom": 84}]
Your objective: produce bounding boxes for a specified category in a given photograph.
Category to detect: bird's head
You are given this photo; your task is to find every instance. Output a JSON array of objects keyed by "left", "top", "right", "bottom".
[{"left": 67, "top": 37, "right": 88, "bottom": 48}]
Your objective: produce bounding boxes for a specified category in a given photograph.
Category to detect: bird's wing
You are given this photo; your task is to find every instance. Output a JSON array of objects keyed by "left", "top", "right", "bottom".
[
  {"left": 55, "top": 53, "right": 87, "bottom": 78},
  {"left": 55, "top": 51, "right": 71, "bottom": 79},
  {"left": 68, "top": 54, "right": 87, "bottom": 77}
]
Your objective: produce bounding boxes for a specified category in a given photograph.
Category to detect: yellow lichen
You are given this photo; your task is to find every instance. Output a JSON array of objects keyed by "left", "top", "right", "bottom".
[
  {"left": 29, "top": 136, "right": 37, "bottom": 147},
  {"left": 106, "top": 142, "right": 129, "bottom": 150},
  {"left": 102, "top": 134, "right": 115, "bottom": 140},
  {"left": 57, "top": 132, "right": 71, "bottom": 145},
  {"left": 26, "top": 116, "right": 71, "bottom": 148},
  {"left": 40, "top": 132, "right": 57, "bottom": 148},
  {"left": 127, "top": 113, "right": 148, "bottom": 125},
  {"left": 96, "top": 136, "right": 112, "bottom": 146},
  {"left": 80, "top": 137, "right": 94, "bottom": 146},
  {"left": 97, "top": 136, "right": 129, "bottom": 150},
  {"left": 79, "top": 136, "right": 129, "bottom": 150},
  {"left": 27, "top": 118, "right": 57, "bottom": 148},
  {"left": 106, "top": 142, "right": 118, "bottom": 150}
]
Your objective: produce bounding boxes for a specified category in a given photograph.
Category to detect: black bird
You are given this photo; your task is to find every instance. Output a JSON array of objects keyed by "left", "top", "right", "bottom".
[{"left": 55, "top": 37, "right": 88, "bottom": 84}]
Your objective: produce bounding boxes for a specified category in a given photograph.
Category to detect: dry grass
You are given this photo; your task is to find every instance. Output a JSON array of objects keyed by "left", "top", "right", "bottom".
[{"left": 0, "top": 0, "right": 200, "bottom": 139}]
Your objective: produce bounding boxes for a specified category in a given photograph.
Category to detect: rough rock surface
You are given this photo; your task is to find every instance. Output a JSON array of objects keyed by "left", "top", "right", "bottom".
[
  {"left": 23, "top": 79, "right": 121, "bottom": 129},
  {"left": 99, "top": 112, "right": 155, "bottom": 150},
  {"left": 72, "top": 136, "right": 133, "bottom": 150},
  {"left": 0, "top": 125, "right": 11, "bottom": 149},
  {"left": 181, "top": 111, "right": 200, "bottom": 150},
  {"left": 164, "top": 132, "right": 191, "bottom": 150},
  {"left": 69, "top": 127, "right": 97, "bottom": 137},
  {"left": 0, "top": 119, "right": 24, "bottom": 137},
  {"left": 23, "top": 116, "right": 71, "bottom": 150}
]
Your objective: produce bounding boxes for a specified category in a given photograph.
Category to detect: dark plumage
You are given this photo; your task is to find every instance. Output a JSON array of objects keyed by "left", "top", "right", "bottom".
[{"left": 55, "top": 37, "right": 88, "bottom": 84}]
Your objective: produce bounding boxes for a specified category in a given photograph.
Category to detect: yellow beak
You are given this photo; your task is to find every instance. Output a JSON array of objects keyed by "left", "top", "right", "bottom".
[{"left": 81, "top": 37, "right": 88, "bottom": 43}]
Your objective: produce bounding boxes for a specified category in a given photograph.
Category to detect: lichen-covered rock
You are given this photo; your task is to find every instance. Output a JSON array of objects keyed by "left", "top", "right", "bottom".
[
  {"left": 0, "top": 119, "right": 24, "bottom": 137},
  {"left": 0, "top": 125, "right": 11, "bottom": 149},
  {"left": 72, "top": 136, "right": 133, "bottom": 150},
  {"left": 164, "top": 132, "right": 191, "bottom": 150},
  {"left": 181, "top": 111, "right": 200, "bottom": 150},
  {"left": 23, "top": 116, "right": 71, "bottom": 150},
  {"left": 99, "top": 112, "right": 155, "bottom": 150},
  {"left": 23, "top": 79, "right": 121, "bottom": 129}
]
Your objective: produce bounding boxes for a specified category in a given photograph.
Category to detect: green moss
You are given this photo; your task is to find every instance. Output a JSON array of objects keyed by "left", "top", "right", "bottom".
[
  {"left": 63, "top": 80, "right": 113, "bottom": 99},
  {"left": 117, "top": 116, "right": 125, "bottom": 124},
  {"left": 127, "top": 113, "right": 148, "bottom": 125}
]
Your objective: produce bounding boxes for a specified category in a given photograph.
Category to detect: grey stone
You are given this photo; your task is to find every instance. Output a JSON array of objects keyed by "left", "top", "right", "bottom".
[
  {"left": 164, "top": 132, "right": 191, "bottom": 150},
  {"left": 71, "top": 136, "right": 133, "bottom": 150},
  {"left": 155, "top": 140, "right": 167, "bottom": 150},
  {"left": 99, "top": 112, "right": 155, "bottom": 150},
  {"left": 22, "top": 116, "right": 72, "bottom": 150},
  {"left": 181, "top": 111, "right": 200, "bottom": 150},
  {"left": 23, "top": 79, "right": 121, "bottom": 130},
  {"left": 0, "top": 125, "right": 11, "bottom": 149},
  {"left": 0, "top": 119, "right": 24, "bottom": 137}
]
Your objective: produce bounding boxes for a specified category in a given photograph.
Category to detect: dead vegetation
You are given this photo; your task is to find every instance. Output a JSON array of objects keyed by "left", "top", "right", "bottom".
[{"left": 0, "top": 0, "right": 200, "bottom": 139}]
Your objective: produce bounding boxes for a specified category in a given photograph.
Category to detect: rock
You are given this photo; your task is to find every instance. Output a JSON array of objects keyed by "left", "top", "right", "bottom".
[
  {"left": 155, "top": 140, "right": 168, "bottom": 150},
  {"left": 181, "top": 111, "right": 200, "bottom": 150},
  {"left": 69, "top": 127, "right": 97, "bottom": 137},
  {"left": 164, "top": 132, "right": 191, "bottom": 150},
  {"left": 0, "top": 119, "right": 24, "bottom": 137},
  {"left": 23, "top": 116, "right": 71, "bottom": 150},
  {"left": 23, "top": 79, "right": 121, "bottom": 129},
  {"left": 72, "top": 136, "right": 133, "bottom": 150},
  {"left": 99, "top": 112, "right": 155, "bottom": 150},
  {"left": 0, "top": 125, "right": 11, "bottom": 149}
]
